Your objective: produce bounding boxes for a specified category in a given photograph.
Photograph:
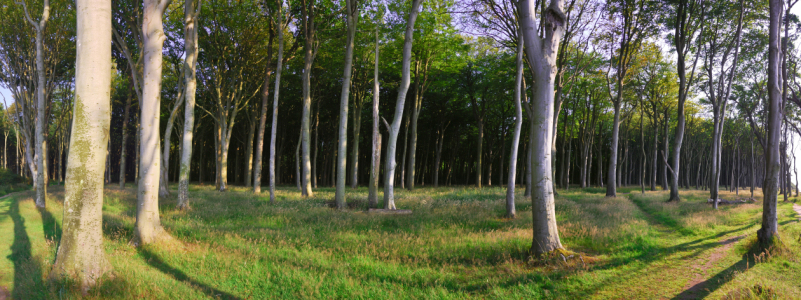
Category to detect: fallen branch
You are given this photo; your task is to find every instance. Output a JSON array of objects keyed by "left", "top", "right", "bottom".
[{"left": 367, "top": 208, "right": 413, "bottom": 215}]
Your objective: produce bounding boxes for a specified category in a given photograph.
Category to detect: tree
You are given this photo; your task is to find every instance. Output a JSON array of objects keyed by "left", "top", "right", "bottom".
[
  {"left": 383, "top": 0, "right": 423, "bottom": 210},
  {"left": 177, "top": 0, "right": 201, "bottom": 208},
  {"left": 603, "top": 0, "right": 657, "bottom": 197},
  {"left": 667, "top": 0, "right": 705, "bottom": 202},
  {"left": 51, "top": 0, "right": 112, "bottom": 287},
  {"left": 14, "top": 0, "right": 50, "bottom": 208},
  {"left": 133, "top": 0, "right": 173, "bottom": 246},
  {"left": 758, "top": 0, "right": 782, "bottom": 246},
  {"left": 517, "top": 0, "right": 566, "bottom": 255},
  {"left": 506, "top": 33, "right": 524, "bottom": 218},
  {"left": 334, "top": 0, "right": 359, "bottom": 209}
]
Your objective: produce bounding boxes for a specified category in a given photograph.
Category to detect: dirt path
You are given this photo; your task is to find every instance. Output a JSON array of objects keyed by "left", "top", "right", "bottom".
[
  {"left": 795, "top": 204, "right": 801, "bottom": 221},
  {"left": 676, "top": 234, "right": 747, "bottom": 300}
]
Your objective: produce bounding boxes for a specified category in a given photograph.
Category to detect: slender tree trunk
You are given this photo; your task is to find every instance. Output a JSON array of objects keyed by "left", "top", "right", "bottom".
[
  {"left": 295, "top": 126, "right": 302, "bottom": 191},
  {"left": 399, "top": 109, "right": 410, "bottom": 189},
  {"left": 334, "top": 0, "right": 358, "bottom": 208},
  {"left": 476, "top": 121, "right": 483, "bottom": 187},
  {"left": 383, "top": 0, "right": 422, "bottom": 210},
  {"left": 119, "top": 86, "right": 133, "bottom": 189},
  {"left": 607, "top": 100, "right": 621, "bottom": 196},
  {"left": 244, "top": 120, "right": 255, "bottom": 187},
  {"left": 159, "top": 94, "right": 184, "bottom": 197},
  {"left": 254, "top": 8, "right": 277, "bottom": 195},
  {"left": 52, "top": 0, "right": 112, "bottom": 286},
  {"left": 350, "top": 100, "right": 362, "bottom": 188},
  {"left": 177, "top": 0, "right": 200, "bottom": 208},
  {"left": 133, "top": 0, "right": 172, "bottom": 246},
  {"left": 300, "top": 1, "right": 315, "bottom": 197},
  {"left": 368, "top": 25, "right": 381, "bottom": 207},
  {"left": 312, "top": 104, "right": 319, "bottom": 188},
  {"left": 507, "top": 37, "right": 524, "bottom": 218}
]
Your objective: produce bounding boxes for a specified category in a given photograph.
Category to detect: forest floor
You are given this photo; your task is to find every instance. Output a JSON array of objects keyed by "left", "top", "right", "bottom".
[{"left": 0, "top": 183, "right": 799, "bottom": 299}]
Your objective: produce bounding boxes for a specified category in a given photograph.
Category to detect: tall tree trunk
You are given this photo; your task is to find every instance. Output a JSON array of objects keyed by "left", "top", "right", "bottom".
[
  {"left": 607, "top": 100, "right": 621, "bottom": 196},
  {"left": 133, "top": 0, "right": 173, "bottom": 246},
  {"left": 399, "top": 108, "right": 410, "bottom": 189},
  {"left": 312, "top": 104, "right": 319, "bottom": 188},
  {"left": 476, "top": 121, "right": 483, "bottom": 187},
  {"left": 244, "top": 120, "right": 255, "bottom": 187},
  {"left": 177, "top": 0, "right": 200, "bottom": 208},
  {"left": 350, "top": 101, "right": 362, "bottom": 189},
  {"left": 507, "top": 36, "right": 524, "bottom": 218},
  {"left": 368, "top": 24, "right": 381, "bottom": 207},
  {"left": 15, "top": 0, "right": 52, "bottom": 208},
  {"left": 253, "top": 7, "right": 277, "bottom": 195},
  {"left": 119, "top": 85, "right": 134, "bottom": 189},
  {"left": 52, "top": 0, "right": 112, "bottom": 286},
  {"left": 159, "top": 93, "right": 184, "bottom": 197},
  {"left": 640, "top": 105, "right": 645, "bottom": 194},
  {"left": 334, "top": 0, "right": 358, "bottom": 208},
  {"left": 300, "top": 0, "right": 316, "bottom": 197},
  {"left": 759, "top": 0, "right": 782, "bottom": 246},
  {"left": 518, "top": 0, "right": 566, "bottom": 255},
  {"left": 662, "top": 111, "right": 669, "bottom": 191},
  {"left": 433, "top": 128, "right": 445, "bottom": 187},
  {"left": 383, "top": 0, "right": 422, "bottom": 210}
]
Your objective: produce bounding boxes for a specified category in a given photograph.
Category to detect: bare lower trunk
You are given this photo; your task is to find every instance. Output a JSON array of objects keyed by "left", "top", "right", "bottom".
[
  {"left": 177, "top": 0, "right": 200, "bottom": 208},
  {"left": 52, "top": 0, "right": 112, "bottom": 286},
  {"left": 506, "top": 37, "right": 524, "bottom": 218},
  {"left": 606, "top": 101, "right": 621, "bottom": 197},
  {"left": 239, "top": 121, "right": 252, "bottom": 188},
  {"left": 334, "top": 0, "right": 358, "bottom": 208},
  {"left": 760, "top": 0, "right": 782, "bottom": 245},
  {"left": 254, "top": 9, "right": 278, "bottom": 195},
  {"left": 133, "top": 0, "right": 172, "bottom": 246},
  {"left": 383, "top": 0, "right": 422, "bottom": 210},
  {"left": 368, "top": 26, "right": 380, "bottom": 207},
  {"left": 349, "top": 105, "right": 361, "bottom": 189},
  {"left": 519, "top": 0, "right": 566, "bottom": 255},
  {"left": 119, "top": 88, "right": 133, "bottom": 189}
]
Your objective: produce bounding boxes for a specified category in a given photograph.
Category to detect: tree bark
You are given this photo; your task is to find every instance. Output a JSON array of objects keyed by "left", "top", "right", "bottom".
[
  {"left": 759, "top": 0, "right": 783, "bottom": 246},
  {"left": 133, "top": 0, "right": 173, "bottom": 246},
  {"left": 177, "top": 0, "right": 200, "bottom": 208},
  {"left": 52, "top": 0, "right": 112, "bottom": 286},
  {"left": 15, "top": 0, "right": 51, "bottom": 208},
  {"left": 368, "top": 23, "right": 381, "bottom": 208},
  {"left": 119, "top": 85, "right": 134, "bottom": 189},
  {"left": 383, "top": 0, "right": 423, "bottom": 210},
  {"left": 507, "top": 36, "right": 524, "bottom": 218},
  {"left": 334, "top": 0, "right": 358, "bottom": 208},
  {"left": 518, "top": 0, "right": 566, "bottom": 255}
]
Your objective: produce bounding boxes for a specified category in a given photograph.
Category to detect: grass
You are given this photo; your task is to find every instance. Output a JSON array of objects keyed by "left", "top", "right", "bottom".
[{"left": 0, "top": 183, "right": 799, "bottom": 299}]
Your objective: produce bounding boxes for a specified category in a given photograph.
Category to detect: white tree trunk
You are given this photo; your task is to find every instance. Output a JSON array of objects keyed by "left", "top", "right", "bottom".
[
  {"left": 133, "top": 0, "right": 173, "bottom": 246},
  {"left": 383, "top": 0, "right": 423, "bottom": 210},
  {"left": 15, "top": 0, "right": 51, "bottom": 208},
  {"left": 178, "top": 0, "right": 200, "bottom": 209},
  {"left": 368, "top": 25, "right": 380, "bottom": 207},
  {"left": 518, "top": 0, "right": 566, "bottom": 255},
  {"left": 266, "top": 7, "right": 285, "bottom": 201},
  {"left": 52, "top": 0, "right": 112, "bottom": 287},
  {"left": 335, "top": 0, "right": 358, "bottom": 209},
  {"left": 507, "top": 35, "right": 524, "bottom": 219},
  {"left": 759, "top": 0, "right": 782, "bottom": 245}
]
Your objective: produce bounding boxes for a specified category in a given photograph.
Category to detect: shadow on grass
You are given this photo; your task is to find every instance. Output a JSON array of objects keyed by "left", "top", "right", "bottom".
[
  {"left": 37, "top": 206, "right": 61, "bottom": 243},
  {"left": 671, "top": 257, "right": 751, "bottom": 300},
  {"left": 8, "top": 199, "right": 45, "bottom": 299},
  {"left": 138, "top": 247, "right": 241, "bottom": 300}
]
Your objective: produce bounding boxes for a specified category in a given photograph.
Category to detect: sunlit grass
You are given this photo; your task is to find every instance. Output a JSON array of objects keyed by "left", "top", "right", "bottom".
[{"left": 0, "top": 183, "right": 798, "bottom": 299}]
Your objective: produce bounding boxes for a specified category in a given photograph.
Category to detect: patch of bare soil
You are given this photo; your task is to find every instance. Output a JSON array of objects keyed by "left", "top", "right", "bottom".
[
  {"left": 0, "top": 286, "right": 9, "bottom": 300},
  {"left": 794, "top": 204, "right": 801, "bottom": 221},
  {"left": 677, "top": 234, "right": 747, "bottom": 300}
]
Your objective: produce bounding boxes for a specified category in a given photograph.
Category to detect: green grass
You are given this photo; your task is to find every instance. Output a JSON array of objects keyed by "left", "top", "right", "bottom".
[{"left": 0, "top": 183, "right": 799, "bottom": 299}]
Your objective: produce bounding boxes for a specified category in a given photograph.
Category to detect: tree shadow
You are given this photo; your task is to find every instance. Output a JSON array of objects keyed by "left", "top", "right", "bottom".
[
  {"left": 7, "top": 199, "right": 45, "bottom": 299},
  {"left": 671, "top": 256, "right": 751, "bottom": 300},
  {"left": 137, "top": 247, "right": 241, "bottom": 300},
  {"left": 36, "top": 206, "right": 61, "bottom": 243}
]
